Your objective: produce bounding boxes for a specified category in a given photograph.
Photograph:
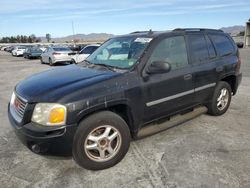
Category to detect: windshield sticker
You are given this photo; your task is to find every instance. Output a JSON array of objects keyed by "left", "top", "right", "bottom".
[{"left": 134, "top": 38, "right": 153, "bottom": 43}]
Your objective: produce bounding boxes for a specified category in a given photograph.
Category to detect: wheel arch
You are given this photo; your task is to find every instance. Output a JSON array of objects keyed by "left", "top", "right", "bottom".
[
  {"left": 76, "top": 102, "right": 137, "bottom": 138},
  {"left": 221, "top": 75, "right": 237, "bottom": 95}
]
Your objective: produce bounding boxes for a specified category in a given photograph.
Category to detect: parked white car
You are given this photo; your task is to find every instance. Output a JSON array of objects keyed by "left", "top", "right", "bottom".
[
  {"left": 12, "top": 46, "right": 26, "bottom": 56},
  {"left": 1, "top": 46, "right": 7, "bottom": 51},
  {"left": 39, "top": 46, "right": 47, "bottom": 52},
  {"left": 71, "top": 44, "right": 100, "bottom": 64},
  {"left": 40, "top": 46, "right": 74, "bottom": 66}
]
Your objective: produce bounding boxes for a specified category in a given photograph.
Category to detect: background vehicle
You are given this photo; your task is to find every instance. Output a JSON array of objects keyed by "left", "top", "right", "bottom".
[
  {"left": 39, "top": 46, "right": 47, "bottom": 52},
  {"left": 0, "top": 46, "right": 7, "bottom": 51},
  {"left": 71, "top": 44, "right": 100, "bottom": 63},
  {"left": 12, "top": 46, "right": 26, "bottom": 56},
  {"left": 8, "top": 28, "right": 242, "bottom": 170},
  {"left": 5, "top": 46, "right": 15, "bottom": 53},
  {"left": 69, "top": 44, "right": 86, "bottom": 53},
  {"left": 40, "top": 46, "right": 74, "bottom": 66},
  {"left": 23, "top": 47, "right": 43, "bottom": 59}
]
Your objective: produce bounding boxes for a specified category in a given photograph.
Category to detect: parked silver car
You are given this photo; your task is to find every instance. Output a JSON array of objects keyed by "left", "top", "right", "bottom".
[{"left": 40, "top": 46, "right": 74, "bottom": 66}]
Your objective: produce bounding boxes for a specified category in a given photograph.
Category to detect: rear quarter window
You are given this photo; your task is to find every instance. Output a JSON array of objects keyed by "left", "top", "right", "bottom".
[{"left": 209, "top": 34, "right": 235, "bottom": 57}]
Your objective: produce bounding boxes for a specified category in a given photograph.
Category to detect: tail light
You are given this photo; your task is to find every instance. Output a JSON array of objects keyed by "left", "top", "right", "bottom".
[{"left": 53, "top": 52, "right": 61, "bottom": 55}]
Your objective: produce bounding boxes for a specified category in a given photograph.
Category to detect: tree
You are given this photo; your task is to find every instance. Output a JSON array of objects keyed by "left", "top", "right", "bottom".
[
  {"left": 28, "top": 36, "right": 32, "bottom": 43},
  {"left": 23, "top": 36, "right": 28, "bottom": 43},
  {"left": 46, "top": 33, "right": 51, "bottom": 42},
  {"left": 20, "top": 35, "right": 25, "bottom": 43},
  {"left": 16, "top": 35, "right": 21, "bottom": 43},
  {"left": 30, "top": 34, "right": 36, "bottom": 43},
  {"left": 35, "top": 37, "right": 42, "bottom": 43},
  {"left": 0, "top": 34, "right": 40, "bottom": 43},
  {"left": 10, "top": 36, "right": 16, "bottom": 43}
]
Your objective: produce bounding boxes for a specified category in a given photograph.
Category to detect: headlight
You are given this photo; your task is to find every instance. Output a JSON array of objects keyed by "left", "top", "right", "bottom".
[{"left": 31, "top": 103, "right": 67, "bottom": 126}]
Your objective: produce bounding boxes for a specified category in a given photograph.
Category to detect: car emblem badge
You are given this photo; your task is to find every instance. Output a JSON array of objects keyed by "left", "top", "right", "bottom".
[{"left": 14, "top": 99, "right": 20, "bottom": 109}]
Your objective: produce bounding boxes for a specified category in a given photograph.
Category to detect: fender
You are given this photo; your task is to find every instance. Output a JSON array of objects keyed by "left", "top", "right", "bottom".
[{"left": 76, "top": 98, "right": 138, "bottom": 134}]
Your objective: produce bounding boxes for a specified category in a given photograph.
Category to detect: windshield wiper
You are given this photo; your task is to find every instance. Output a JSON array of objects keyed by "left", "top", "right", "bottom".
[
  {"left": 93, "top": 63, "right": 116, "bottom": 71},
  {"left": 83, "top": 59, "right": 91, "bottom": 64}
]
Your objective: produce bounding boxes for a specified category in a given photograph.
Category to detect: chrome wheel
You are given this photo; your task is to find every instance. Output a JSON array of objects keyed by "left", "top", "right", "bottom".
[
  {"left": 217, "top": 88, "right": 229, "bottom": 111},
  {"left": 84, "top": 125, "right": 122, "bottom": 162}
]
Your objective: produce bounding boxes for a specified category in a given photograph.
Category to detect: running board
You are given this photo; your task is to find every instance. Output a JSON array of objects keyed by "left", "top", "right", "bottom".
[{"left": 137, "top": 106, "right": 208, "bottom": 138}]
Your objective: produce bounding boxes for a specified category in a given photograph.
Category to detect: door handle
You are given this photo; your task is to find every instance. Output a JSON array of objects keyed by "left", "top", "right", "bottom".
[{"left": 184, "top": 74, "right": 192, "bottom": 80}]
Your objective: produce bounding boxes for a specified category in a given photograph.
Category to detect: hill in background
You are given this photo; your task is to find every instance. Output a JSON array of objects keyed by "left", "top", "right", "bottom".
[
  {"left": 40, "top": 33, "right": 114, "bottom": 43},
  {"left": 220, "top": 25, "right": 245, "bottom": 35},
  {"left": 23, "top": 25, "right": 248, "bottom": 43}
]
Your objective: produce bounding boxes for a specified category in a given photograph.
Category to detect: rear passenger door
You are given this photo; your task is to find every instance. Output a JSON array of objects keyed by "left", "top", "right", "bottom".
[{"left": 187, "top": 33, "right": 219, "bottom": 103}]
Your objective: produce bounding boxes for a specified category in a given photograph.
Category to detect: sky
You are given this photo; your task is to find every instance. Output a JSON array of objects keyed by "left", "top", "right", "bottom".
[{"left": 0, "top": 0, "right": 249, "bottom": 37}]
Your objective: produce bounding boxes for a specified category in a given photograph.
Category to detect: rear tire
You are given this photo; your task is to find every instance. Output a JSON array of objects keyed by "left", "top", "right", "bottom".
[
  {"left": 207, "top": 81, "right": 232, "bottom": 116},
  {"left": 49, "top": 58, "right": 53, "bottom": 66},
  {"left": 72, "top": 111, "right": 130, "bottom": 170},
  {"left": 40, "top": 57, "right": 44, "bottom": 64}
]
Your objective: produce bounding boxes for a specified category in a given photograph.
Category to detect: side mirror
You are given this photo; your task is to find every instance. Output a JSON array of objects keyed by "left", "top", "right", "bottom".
[{"left": 146, "top": 61, "right": 171, "bottom": 74}]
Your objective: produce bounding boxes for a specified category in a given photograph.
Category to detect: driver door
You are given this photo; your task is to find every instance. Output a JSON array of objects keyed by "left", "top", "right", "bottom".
[{"left": 142, "top": 35, "right": 195, "bottom": 122}]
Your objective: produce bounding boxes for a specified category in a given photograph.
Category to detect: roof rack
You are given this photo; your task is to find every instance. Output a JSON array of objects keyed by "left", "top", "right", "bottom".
[
  {"left": 173, "top": 28, "right": 223, "bottom": 32},
  {"left": 130, "top": 29, "right": 154, "bottom": 35},
  {"left": 130, "top": 31, "right": 149, "bottom": 34}
]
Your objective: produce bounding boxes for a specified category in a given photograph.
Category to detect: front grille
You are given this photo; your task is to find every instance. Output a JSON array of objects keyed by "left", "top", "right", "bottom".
[
  {"left": 13, "top": 95, "right": 27, "bottom": 119},
  {"left": 10, "top": 93, "right": 27, "bottom": 123}
]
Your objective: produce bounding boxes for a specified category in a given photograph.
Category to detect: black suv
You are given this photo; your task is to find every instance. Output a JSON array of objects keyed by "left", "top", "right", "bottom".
[{"left": 8, "top": 28, "right": 242, "bottom": 170}]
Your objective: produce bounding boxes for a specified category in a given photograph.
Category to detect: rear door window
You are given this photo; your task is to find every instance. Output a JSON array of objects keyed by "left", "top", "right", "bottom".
[
  {"left": 209, "top": 34, "right": 234, "bottom": 57},
  {"left": 188, "top": 34, "right": 209, "bottom": 64}
]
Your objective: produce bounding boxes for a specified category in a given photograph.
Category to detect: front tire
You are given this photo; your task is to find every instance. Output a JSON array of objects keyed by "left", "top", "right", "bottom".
[
  {"left": 207, "top": 81, "right": 232, "bottom": 116},
  {"left": 72, "top": 111, "right": 130, "bottom": 170},
  {"left": 71, "top": 59, "right": 76, "bottom": 64}
]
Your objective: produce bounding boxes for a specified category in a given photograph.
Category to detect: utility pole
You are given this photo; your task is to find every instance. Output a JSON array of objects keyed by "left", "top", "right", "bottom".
[{"left": 72, "top": 21, "right": 76, "bottom": 46}]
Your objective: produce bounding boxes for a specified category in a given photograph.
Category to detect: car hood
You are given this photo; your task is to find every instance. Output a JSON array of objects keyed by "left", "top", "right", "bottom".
[{"left": 15, "top": 65, "right": 119, "bottom": 102}]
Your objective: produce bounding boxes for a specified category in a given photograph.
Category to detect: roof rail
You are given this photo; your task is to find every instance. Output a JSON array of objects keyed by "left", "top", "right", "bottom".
[
  {"left": 130, "top": 31, "right": 149, "bottom": 34},
  {"left": 130, "top": 29, "right": 154, "bottom": 35},
  {"left": 173, "top": 28, "right": 223, "bottom": 32}
]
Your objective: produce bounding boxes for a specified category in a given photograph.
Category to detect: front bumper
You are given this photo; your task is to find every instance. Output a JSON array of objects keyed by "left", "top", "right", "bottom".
[{"left": 8, "top": 105, "right": 78, "bottom": 156}]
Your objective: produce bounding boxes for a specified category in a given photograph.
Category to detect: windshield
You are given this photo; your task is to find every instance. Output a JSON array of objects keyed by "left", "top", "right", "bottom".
[
  {"left": 86, "top": 37, "right": 152, "bottom": 69},
  {"left": 31, "top": 48, "right": 42, "bottom": 53}
]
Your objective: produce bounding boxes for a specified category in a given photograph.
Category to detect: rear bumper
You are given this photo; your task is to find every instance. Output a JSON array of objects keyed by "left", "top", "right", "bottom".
[
  {"left": 16, "top": 51, "right": 24, "bottom": 56},
  {"left": 30, "top": 54, "right": 42, "bottom": 57},
  {"left": 8, "top": 105, "right": 77, "bottom": 156},
  {"left": 234, "top": 73, "right": 242, "bottom": 95},
  {"left": 53, "top": 56, "right": 72, "bottom": 63}
]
